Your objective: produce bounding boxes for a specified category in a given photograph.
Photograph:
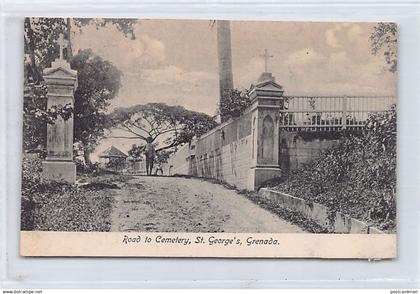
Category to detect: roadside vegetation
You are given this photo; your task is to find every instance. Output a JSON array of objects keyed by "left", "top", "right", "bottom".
[
  {"left": 267, "top": 106, "right": 397, "bottom": 232},
  {"left": 21, "top": 154, "right": 129, "bottom": 231}
]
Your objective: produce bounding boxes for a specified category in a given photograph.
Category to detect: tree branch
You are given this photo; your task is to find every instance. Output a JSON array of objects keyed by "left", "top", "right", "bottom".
[
  {"left": 117, "top": 125, "right": 147, "bottom": 140},
  {"left": 156, "top": 141, "right": 180, "bottom": 152},
  {"left": 105, "top": 136, "right": 145, "bottom": 140},
  {"left": 142, "top": 116, "right": 159, "bottom": 137},
  {"left": 130, "top": 121, "right": 152, "bottom": 136},
  {"left": 152, "top": 128, "right": 178, "bottom": 141}
]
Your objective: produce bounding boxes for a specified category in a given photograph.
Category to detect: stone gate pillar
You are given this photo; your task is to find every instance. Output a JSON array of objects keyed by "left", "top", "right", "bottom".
[
  {"left": 248, "top": 73, "right": 284, "bottom": 190},
  {"left": 42, "top": 55, "right": 78, "bottom": 183}
]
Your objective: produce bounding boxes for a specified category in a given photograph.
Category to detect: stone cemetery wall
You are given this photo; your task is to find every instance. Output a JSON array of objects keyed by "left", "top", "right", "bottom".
[
  {"left": 167, "top": 143, "right": 193, "bottom": 176},
  {"left": 279, "top": 131, "right": 341, "bottom": 175},
  {"left": 168, "top": 112, "right": 253, "bottom": 190},
  {"left": 168, "top": 76, "right": 349, "bottom": 190},
  {"left": 168, "top": 117, "right": 345, "bottom": 189}
]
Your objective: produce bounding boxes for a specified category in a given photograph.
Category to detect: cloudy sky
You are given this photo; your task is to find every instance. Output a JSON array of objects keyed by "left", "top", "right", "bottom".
[
  {"left": 73, "top": 20, "right": 396, "bottom": 115},
  {"left": 71, "top": 19, "right": 396, "bottom": 160}
]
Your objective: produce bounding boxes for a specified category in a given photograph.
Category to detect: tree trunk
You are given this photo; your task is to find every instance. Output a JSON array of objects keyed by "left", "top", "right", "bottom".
[
  {"left": 24, "top": 18, "right": 42, "bottom": 83},
  {"left": 66, "top": 18, "right": 73, "bottom": 59},
  {"left": 84, "top": 148, "right": 92, "bottom": 166}
]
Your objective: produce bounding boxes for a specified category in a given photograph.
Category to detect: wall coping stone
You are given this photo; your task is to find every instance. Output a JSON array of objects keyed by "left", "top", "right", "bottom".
[{"left": 259, "top": 188, "right": 384, "bottom": 234}]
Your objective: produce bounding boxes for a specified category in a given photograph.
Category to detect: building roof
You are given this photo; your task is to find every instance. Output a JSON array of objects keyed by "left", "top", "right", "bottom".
[{"left": 99, "top": 146, "right": 128, "bottom": 158}]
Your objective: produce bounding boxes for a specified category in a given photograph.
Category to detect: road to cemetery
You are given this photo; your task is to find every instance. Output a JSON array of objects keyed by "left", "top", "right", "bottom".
[{"left": 110, "top": 176, "right": 303, "bottom": 233}]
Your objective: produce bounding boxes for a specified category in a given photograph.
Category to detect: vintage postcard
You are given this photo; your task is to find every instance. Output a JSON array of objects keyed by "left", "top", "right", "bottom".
[{"left": 21, "top": 18, "right": 397, "bottom": 258}]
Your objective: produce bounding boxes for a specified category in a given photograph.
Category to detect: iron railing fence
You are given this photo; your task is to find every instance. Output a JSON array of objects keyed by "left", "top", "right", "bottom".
[{"left": 280, "top": 95, "right": 395, "bottom": 131}]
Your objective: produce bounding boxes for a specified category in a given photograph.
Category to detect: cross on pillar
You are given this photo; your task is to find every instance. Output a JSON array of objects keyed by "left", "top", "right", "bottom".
[
  {"left": 57, "top": 33, "right": 69, "bottom": 61},
  {"left": 260, "top": 48, "right": 273, "bottom": 73}
]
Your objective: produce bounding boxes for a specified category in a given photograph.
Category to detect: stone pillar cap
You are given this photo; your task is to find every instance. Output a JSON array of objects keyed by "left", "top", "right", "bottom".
[
  {"left": 249, "top": 76, "right": 284, "bottom": 97},
  {"left": 43, "top": 58, "right": 77, "bottom": 78},
  {"left": 257, "top": 72, "right": 275, "bottom": 83}
]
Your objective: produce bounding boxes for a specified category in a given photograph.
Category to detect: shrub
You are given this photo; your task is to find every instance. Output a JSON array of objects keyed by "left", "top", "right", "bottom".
[
  {"left": 218, "top": 89, "right": 251, "bottom": 121},
  {"left": 76, "top": 159, "right": 103, "bottom": 175},
  {"left": 273, "top": 106, "right": 397, "bottom": 231},
  {"left": 21, "top": 153, "right": 51, "bottom": 230},
  {"left": 21, "top": 153, "right": 114, "bottom": 231}
]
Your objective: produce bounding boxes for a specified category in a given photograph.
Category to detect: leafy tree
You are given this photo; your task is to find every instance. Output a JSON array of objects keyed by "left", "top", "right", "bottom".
[
  {"left": 23, "top": 49, "right": 122, "bottom": 162},
  {"left": 110, "top": 103, "right": 217, "bottom": 152},
  {"left": 24, "top": 17, "right": 137, "bottom": 82},
  {"left": 23, "top": 18, "right": 136, "bottom": 152},
  {"left": 218, "top": 89, "right": 251, "bottom": 121},
  {"left": 128, "top": 144, "right": 172, "bottom": 166},
  {"left": 71, "top": 49, "right": 122, "bottom": 164},
  {"left": 155, "top": 150, "right": 172, "bottom": 165},
  {"left": 67, "top": 18, "right": 137, "bottom": 58},
  {"left": 24, "top": 18, "right": 67, "bottom": 83},
  {"left": 370, "top": 22, "right": 398, "bottom": 73},
  {"left": 128, "top": 144, "right": 145, "bottom": 161}
]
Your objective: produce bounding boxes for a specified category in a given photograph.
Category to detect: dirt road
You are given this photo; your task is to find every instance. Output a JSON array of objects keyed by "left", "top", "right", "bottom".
[{"left": 110, "top": 176, "right": 303, "bottom": 233}]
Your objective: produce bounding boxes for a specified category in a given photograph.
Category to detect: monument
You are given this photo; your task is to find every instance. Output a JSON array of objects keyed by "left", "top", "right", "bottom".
[
  {"left": 248, "top": 49, "right": 284, "bottom": 190},
  {"left": 42, "top": 34, "right": 78, "bottom": 183}
]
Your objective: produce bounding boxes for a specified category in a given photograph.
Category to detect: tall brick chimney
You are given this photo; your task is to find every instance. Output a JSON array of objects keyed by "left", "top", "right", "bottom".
[{"left": 217, "top": 20, "right": 234, "bottom": 122}]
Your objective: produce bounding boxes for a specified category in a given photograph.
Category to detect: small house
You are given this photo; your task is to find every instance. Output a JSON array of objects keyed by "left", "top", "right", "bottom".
[{"left": 98, "top": 146, "right": 128, "bottom": 171}]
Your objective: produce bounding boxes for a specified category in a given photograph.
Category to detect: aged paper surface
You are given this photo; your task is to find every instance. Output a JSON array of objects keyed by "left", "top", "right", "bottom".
[
  {"left": 21, "top": 232, "right": 396, "bottom": 258},
  {"left": 22, "top": 18, "right": 397, "bottom": 258}
]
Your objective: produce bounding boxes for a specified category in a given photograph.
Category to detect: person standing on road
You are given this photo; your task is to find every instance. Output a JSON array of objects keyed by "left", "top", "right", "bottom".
[{"left": 145, "top": 136, "right": 156, "bottom": 176}]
